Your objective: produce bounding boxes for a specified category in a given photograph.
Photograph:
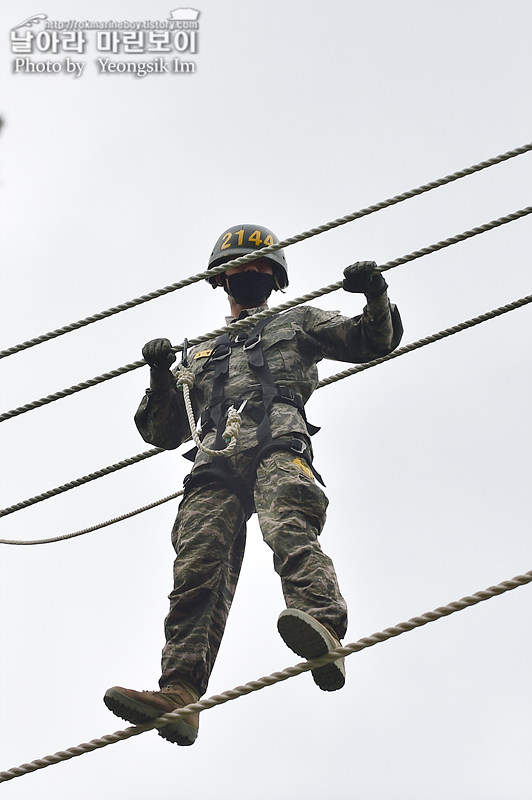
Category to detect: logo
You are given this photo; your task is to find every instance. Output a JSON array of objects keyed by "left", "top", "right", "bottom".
[
  {"left": 168, "top": 8, "right": 200, "bottom": 24},
  {"left": 9, "top": 9, "right": 201, "bottom": 77}
]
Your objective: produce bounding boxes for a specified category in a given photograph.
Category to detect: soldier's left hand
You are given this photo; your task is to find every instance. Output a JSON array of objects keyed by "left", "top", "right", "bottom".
[{"left": 343, "top": 261, "right": 388, "bottom": 298}]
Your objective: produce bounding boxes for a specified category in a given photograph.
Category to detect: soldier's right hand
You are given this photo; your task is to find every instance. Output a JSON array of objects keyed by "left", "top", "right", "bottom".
[{"left": 142, "top": 338, "right": 177, "bottom": 370}]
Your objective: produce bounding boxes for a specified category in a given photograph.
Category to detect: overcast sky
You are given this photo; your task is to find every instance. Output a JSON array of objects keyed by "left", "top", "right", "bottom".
[{"left": 0, "top": 1, "right": 531, "bottom": 798}]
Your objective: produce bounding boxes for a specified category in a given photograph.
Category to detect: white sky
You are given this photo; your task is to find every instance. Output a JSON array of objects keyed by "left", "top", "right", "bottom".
[{"left": 0, "top": 1, "right": 531, "bottom": 798}]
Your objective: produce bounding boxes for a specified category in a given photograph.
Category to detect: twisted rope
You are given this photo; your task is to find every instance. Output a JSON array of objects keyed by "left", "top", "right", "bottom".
[
  {"left": 0, "top": 448, "right": 165, "bottom": 519},
  {"left": 176, "top": 365, "right": 242, "bottom": 457},
  {"left": 0, "top": 492, "right": 182, "bottom": 546},
  {"left": 1, "top": 291, "right": 530, "bottom": 541},
  {"left": 317, "top": 294, "right": 532, "bottom": 388},
  {"left": 0, "top": 360, "right": 146, "bottom": 422},
  {"left": 1, "top": 142, "right": 530, "bottom": 361},
  {"left": 170, "top": 207, "right": 532, "bottom": 350},
  {"left": 0, "top": 569, "right": 530, "bottom": 783},
  {"left": 0, "top": 206, "right": 530, "bottom": 425}
]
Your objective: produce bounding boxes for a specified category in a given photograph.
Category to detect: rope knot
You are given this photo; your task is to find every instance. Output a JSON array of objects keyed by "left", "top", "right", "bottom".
[
  {"left": 178, "top": 368, "right": 242, "bottom": 457},
  {"left": 176, "top": 365, "right": 195, "bottom": 390},
  {"left": 223, "top": 406, "right": 242, "bottom": 444}
]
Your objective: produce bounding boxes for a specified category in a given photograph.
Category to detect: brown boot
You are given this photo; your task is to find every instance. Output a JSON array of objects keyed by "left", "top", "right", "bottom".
[
  {"left": 103, "top": 681, "right": 200, "bottom": 746},
  {"left": 277, "top": 608, "right": 346, "bottom": 691}
]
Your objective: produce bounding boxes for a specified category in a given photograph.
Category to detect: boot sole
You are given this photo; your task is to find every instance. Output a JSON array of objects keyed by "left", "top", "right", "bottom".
[
  {"left": 103, "top": 688, "right": 198, "bottom": 746},
  {"left": 277, "top": 609, "right": 345, "bottom": 692}
]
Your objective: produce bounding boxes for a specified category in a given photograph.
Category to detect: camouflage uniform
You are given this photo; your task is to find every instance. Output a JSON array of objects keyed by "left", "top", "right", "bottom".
[{"left": 135, "top": 295, "right": 403, "bottom": 696}]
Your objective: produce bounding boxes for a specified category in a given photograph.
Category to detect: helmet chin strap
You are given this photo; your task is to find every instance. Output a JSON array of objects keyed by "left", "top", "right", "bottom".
[{"left": 273, "top": 272, "right": 286, "bottom": 293}]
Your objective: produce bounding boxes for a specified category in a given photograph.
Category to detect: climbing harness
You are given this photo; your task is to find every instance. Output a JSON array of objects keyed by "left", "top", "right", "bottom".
[
  {"left": 177, "top": 312, "right": 325, "bottom": 518},
  {"left": 175, "top": 342, "right": 244, "bottom": 460},
  {"left": 0, "top": 294, "right": 530, "bottom": 537}
]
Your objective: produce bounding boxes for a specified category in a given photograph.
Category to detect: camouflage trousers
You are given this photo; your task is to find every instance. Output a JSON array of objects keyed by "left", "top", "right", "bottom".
[{"left": 160, "top": 445, "right": 348, "bottom": 696}]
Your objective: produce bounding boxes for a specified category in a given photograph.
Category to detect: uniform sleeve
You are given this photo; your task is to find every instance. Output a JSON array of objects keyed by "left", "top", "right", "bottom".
[
  {"left": 134, "top": 368, "right": 192, "bottom": 449},
  {"left": 304, "top": 292, "right": 403, "bottom": 363}
]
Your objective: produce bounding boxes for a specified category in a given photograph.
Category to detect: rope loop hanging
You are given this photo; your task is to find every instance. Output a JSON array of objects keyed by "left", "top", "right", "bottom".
[{"left": 176, "top": 364, "right": 242, "bottom": 457}]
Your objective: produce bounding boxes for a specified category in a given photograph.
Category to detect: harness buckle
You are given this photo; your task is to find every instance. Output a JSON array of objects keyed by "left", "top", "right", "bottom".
[
  {"left": 290, "top": 439, "right": 307, "bottom": 454},
  {"left": 212, "top": 345, "right": 231, "bottom": 361},
  {"left": 234, "top": 332, "right": 248, "bottom": 344},
  {"left": 243, "top": 333, "right": 261, "bottom": 351},
  {"left": 278, "top": 384, "right": 296, "bottom": 402}
]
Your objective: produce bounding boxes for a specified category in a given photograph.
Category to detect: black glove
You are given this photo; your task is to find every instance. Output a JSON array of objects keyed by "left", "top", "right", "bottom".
[
  {"left": 142, "top": 338, "right": 176, "bottom": 370},
  {"left": 343, "top": 261, "right": 388, "bottom": 298}
]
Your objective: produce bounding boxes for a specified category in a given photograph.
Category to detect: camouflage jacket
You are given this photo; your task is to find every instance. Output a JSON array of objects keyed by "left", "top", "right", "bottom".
[{"left": 134, "top": 294, "right": 403, "bottom": 467}]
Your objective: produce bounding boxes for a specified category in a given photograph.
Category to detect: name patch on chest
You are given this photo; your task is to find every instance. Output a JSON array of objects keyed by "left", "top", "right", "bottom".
[{"left": 194, "top": 349, "right": 213, "bottom": 360}]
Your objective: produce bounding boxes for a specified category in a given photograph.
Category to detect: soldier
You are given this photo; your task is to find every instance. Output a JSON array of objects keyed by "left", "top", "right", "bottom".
[{"left": 104, "top": 224, "right": 403, "bottom": 746}]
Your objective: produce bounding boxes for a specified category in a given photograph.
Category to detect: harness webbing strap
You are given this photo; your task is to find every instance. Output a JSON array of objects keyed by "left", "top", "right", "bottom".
[
  {"left": 243, "top": 316, "right": 279, "bottom": 448},
  {"left": 183, "top": 314, "right": 321, "bottom": 476},
  {"left": 209, "top": 335, "right": 233, "bottom": 450}
]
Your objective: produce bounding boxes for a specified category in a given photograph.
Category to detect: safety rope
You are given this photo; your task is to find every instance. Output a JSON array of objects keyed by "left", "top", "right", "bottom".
[
  {"left": 1, "top": 206, "right": 530, "bottom": 425},
  {"left": 0, "top": 568, "right": 530, "bottom": 783},
  {"left": 176, "top": 365, "right": 242, "bottom": 457},
  {"left": 181, "top": 206, "right": 532, "bottom": 350},
  {"left": 0, "top": 292, "right": 530, "bottom": 539},
  {"left": 317, "top": 294, "right": 532, "bottom": 388},
  {"left": 0, "top": 492, "right": 182, "bottom": 546},
  {"left": 1, "top": 148, "right": 529, "bottom": 786},
  {"left": 0, "top": 448, "right": 165, "bottom": 519},
  {"left": 1, "top": 141, "right": 530, "bottom": 362}
]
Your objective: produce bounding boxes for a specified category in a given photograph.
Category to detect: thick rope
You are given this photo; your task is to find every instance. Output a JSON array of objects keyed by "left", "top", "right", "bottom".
[
  {"left": 0, "top": 492, "right": 182, "bottom": 546},
  {"left": 0, "top": 359, "right": 147, "bottom": 423},
  {"left": 317, "top": 294, "right": 532, "bottom": 388},
  {"left": 0, "top": 206, "right": 530, "bottom": 425},
  {"left": 176, "top": 365, "right": 242, "bottom": 457},
  {"left": 0, "top": 448, "right": 165, "bottom": 519},
  {"left": 1, "top": 142, "right": 530, "bottom": 361},
  {"left": 1, "top": 292, "right": 530, "bottom": 540},
  {"left": 172, "top": 206, "right": 532, "bottom": 350},
  {"left": 0, "top": 569, "right": 530, "bottom": 783}
]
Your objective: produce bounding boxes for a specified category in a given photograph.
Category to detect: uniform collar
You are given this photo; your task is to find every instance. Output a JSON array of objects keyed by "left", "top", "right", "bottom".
[{"left": 225, "top": 303, "right": 269, "bottom": 325}]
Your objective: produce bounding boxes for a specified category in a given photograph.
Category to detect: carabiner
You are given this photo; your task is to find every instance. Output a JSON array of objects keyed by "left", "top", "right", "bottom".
[{"left": 181, "top": 338, "right": 189, "bottom": 367}]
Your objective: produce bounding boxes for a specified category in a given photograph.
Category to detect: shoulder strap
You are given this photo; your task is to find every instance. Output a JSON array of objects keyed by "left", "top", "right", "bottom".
[{"left": 242, "top": 316, "right": 279, "bottom": 448}]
